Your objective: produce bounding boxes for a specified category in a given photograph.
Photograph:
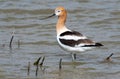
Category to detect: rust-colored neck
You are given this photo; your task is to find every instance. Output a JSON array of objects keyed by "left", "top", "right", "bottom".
[{"left": 56, "top": 11, "right": 67, "bottom": 35}]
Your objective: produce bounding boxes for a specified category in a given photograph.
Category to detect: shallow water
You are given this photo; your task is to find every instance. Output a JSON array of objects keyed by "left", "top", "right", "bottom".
[{"left": 0, "top": 0, "right": 120, "bottom": 79}]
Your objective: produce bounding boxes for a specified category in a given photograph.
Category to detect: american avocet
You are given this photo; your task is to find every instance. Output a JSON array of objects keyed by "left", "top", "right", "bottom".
[{"left": 42, "top": 6, "right": 103, "bottom": 60}]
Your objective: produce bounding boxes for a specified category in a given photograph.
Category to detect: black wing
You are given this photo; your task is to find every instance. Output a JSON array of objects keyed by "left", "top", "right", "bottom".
[
  {"left": 60, "top": 31, "right": 83, "bottom": 36},
  {"left": 59, "top": 31, "right": 103, "bottom": 47}
]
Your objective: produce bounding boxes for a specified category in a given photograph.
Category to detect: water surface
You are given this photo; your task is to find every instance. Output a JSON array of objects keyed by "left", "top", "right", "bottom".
[{"left": 0, "top": 0, "right": 120, "bottom": 79}]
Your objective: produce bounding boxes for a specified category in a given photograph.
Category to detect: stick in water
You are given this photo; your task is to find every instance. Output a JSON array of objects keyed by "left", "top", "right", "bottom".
[
  {"left": 33, "top": 57, "right": 41, "bottom": 66},
  {"left": 59, "top": 58, "right": 62, "bottom": 70},
  {"left": 106, "top": 53, "right": 114, "bottom": 61},
  {"left": 9, "top": 30, "right": 15, "bottom": 49},
  {"left": 40, "top": 56, "right": 45, "bottom": 66},
  {"left": 35, "top": 64, "right": 39, "bottom": 76},
  {"left": 27, "top": 62, "right": 30, "bottom": 76}
]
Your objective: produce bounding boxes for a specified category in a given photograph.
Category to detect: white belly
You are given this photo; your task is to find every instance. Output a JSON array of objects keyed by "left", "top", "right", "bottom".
[{"left": 57, "top": 37, "right": 94, "bottom": 52}]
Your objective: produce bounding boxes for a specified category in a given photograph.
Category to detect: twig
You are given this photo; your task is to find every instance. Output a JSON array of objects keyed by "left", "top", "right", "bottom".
[
  {"left": 35, "top": 65, "right": 39, "bottom": 76},
  {"left": 34, "top": 56, "right": 45, "bottom": 76},
  {"left": 9, "top": 31, "right": 15, "bottom": 49},
  {"left": 33, "top": 57, "right": 42, "bottom": 76},
  {"left": 40, "top": 56, "right": 45, "bottom": 66},
  {"left": 9, "top": 35, "right": 14, "bottom": 48},
  {"left": 33, "top": 57, "right": 41, "bottom": 66},
  {"left": 59, "top": 58, "right": 62, "bottom": 70},
  {"left": 106, "top": 53, "right": 114, "bottom": 61},
  {"left": 27, "top": 62, "right": 30, "bottom": 76}
]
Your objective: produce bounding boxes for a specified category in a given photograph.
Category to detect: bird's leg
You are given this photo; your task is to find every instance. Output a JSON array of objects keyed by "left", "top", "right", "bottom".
[{"left": 72, "top": 53, "right": 76, "bottom": 60}]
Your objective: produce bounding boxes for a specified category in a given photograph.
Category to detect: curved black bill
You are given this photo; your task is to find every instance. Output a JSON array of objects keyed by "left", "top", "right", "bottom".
[{"left": 40, "top": 14, "right": 56, "bottom": 20}]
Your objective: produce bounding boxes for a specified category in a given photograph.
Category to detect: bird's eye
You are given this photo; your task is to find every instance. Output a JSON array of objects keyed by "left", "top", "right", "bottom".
[
  {"left": 55, "top": 10, "right": 61, "bottom": 15},
  {"left": 58, "top": 10, "right": 61, "bottom": 12}
]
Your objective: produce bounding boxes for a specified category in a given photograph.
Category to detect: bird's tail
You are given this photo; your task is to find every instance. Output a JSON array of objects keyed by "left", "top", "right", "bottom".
[
  {"left": 82, "top": 43, "right": 103, "bottom": 47},
  {"left": 95, "top": 43, "right": 103, "bottom": 47}
]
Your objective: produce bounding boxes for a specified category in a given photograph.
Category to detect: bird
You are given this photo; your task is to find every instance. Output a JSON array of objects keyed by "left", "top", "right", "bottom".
[{"left": 41, "top": 6, "right": 103, "bottom": 60}]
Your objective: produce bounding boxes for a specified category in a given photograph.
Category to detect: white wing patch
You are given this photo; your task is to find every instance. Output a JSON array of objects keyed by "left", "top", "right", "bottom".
[{"left": 59, "top": 35, "right": 87, "bottom": 41}]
